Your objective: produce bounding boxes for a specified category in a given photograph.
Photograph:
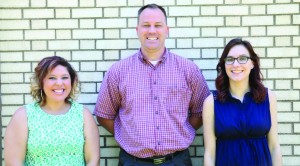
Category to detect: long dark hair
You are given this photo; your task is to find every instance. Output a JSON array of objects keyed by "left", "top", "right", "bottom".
[{"left": 215, "top": 38, "right": 266, "bottom": 103}]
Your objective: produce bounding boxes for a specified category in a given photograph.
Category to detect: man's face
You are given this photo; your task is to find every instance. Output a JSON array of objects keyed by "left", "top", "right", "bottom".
[{"left": 136, "top": 8, "right": 169, "bottom": 55}]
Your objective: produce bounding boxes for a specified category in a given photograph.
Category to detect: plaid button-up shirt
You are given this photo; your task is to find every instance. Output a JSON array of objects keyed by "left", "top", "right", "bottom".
[{"left": 94, "top": 48, "right": 210, "bottom": 158}]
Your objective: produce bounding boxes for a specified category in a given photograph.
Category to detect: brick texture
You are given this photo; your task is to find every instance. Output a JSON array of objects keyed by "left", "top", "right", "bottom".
[{"left": 1, "top": 1, "right": 299, "bottom": 166}]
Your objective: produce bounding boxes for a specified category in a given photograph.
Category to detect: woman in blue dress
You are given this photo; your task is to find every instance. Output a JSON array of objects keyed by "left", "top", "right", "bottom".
[{"left": 203, "top": 38, "right": 282, "bottom": 166}]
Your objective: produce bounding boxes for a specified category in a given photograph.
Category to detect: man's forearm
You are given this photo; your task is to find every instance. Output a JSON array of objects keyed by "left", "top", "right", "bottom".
[
  {"left": 97, "top": 117, "right": 115, "bottom": 135},
  {"left": 189, "top": 116, "right": 203, "bottom": 130}
]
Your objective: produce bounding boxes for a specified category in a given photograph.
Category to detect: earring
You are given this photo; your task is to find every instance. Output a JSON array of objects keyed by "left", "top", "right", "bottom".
[{"left": 40, "top": 89, "right": 44, "bottom": 101}]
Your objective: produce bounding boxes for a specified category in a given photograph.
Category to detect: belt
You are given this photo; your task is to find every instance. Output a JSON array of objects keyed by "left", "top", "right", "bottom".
[{"left": 121, "top": 149, "right": 185, "bottom": 165}]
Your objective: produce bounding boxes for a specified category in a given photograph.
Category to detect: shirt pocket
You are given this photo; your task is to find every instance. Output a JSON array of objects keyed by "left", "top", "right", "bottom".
[{"left": 165, "top": 87, "right": 192, "bottom": 112}]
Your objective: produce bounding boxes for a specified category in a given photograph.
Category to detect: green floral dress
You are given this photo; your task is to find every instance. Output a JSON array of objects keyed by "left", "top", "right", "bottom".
[{"left": 25, "top": 102, "right": 85, "bottom": 166}]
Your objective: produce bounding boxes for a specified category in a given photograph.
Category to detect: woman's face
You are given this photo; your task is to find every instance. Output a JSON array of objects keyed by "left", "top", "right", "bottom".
[
  {"left": 42, "top": 65, "right": 72, "bottom": 103},
  {"left": 225, "top": 44, "right": 254, "bottom": 84}
]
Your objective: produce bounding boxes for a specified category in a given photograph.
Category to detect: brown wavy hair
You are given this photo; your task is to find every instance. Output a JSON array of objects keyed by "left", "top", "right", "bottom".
[
  {"left": 30, "top": 56, "right": 79, "bottom": 106},
  {"left": 215, "top": 38, "right": 266, "bottom": 103}
]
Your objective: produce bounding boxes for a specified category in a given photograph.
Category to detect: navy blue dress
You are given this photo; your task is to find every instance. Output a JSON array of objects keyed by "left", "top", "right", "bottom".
[{"left": 213, "top": 90, "right": 272, "bottom": 166}]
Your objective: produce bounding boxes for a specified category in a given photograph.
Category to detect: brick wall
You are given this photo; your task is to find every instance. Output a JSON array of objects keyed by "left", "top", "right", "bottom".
[{"left": 1, "top": 0, "right": 299, "bottom": 165}]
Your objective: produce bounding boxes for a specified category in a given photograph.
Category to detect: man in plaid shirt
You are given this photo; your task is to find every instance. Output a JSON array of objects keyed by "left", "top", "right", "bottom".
[{"left": 94, "top": 3, "right": 210, "bottom": 166}]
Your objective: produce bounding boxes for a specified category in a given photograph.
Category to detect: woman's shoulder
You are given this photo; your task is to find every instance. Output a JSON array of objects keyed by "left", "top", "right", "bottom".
[
  {"left": 267, "top": 88, "right": 275, "bottom": 96},
  {"left": 267, "top": 88, "right": 277, "bottom": 102},
  {"left": 82, "top": 106, "right": 97, "bottom": 125},
  {"left": 14, "top": 106, "right": 27, "bottom": 116},
  {"left": 70, "top": 101, "right": 92, "bottom": 116},
  {"left": 9, "top": 106, "right": 27, "bottom": 125},
  {"left": 204, "top": 93, "right": 214, "bottom": 105},
  {"left": 82, "top": 106, "right": 93, "bottom": 117}
]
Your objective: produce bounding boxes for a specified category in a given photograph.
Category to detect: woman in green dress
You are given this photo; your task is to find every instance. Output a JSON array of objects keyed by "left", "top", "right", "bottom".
[{"left": 5, "top": 56, "right": 100, "bottom": 165}]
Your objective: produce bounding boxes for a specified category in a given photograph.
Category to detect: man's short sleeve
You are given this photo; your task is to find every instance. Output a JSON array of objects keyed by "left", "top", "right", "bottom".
[{"left": 94, "top": 66, "right": 121, "bottom": 119}]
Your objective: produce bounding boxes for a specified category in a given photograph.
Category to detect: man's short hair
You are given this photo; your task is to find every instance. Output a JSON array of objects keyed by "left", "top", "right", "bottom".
[{"left": 137, "top": 3, "right": 167, "bottom": 24}]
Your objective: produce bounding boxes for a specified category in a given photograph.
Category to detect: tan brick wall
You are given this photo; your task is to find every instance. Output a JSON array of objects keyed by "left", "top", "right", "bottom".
[{"left": 1, "top": 1, "right": 299, "bottom": 165}]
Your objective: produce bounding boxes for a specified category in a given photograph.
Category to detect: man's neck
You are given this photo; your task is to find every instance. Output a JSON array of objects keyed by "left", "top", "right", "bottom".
[{"left": 141, "top": 47, "right": 165, "bottom": 61}]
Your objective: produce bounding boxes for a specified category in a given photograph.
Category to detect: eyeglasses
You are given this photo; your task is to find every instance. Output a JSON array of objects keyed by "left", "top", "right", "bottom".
[{"left": 224, "top": 56, "right": 251, "bottom": 65}]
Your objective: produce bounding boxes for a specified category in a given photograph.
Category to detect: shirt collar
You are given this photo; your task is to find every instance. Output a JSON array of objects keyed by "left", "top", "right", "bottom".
[
  {"left": 138, "top": 48, "right": 168, "bottom": 64},
  {"left": 228, "top": 90, "right": 253, "bottom": 102}
]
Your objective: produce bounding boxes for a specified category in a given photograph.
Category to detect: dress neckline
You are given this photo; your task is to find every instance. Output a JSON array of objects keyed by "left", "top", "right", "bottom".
[{"left": 36, "top": 102, "right": 73, "bottom": 116}]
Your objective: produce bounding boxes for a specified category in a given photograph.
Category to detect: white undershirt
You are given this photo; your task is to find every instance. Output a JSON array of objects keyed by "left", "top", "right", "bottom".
[{"left": 149, "top": 60, "right": 160, "bottom": 66}]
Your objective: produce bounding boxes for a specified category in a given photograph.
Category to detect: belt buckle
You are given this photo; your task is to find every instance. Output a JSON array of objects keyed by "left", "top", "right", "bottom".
[{"left": 153, "top": 157, "right": 166, "bottom": 165}]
